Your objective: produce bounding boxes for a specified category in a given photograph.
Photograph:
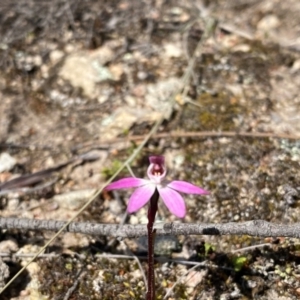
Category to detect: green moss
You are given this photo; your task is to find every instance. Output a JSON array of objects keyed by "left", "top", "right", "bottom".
[
  {"left": 231, "top": 255, "right": 248, "bottom": 272},
  {"left": 179, "top": 91, "right": 247, "bottom": 132},
  {"left": 65, "top": 263, "right": 73, "bottom": 271},
  {"left": 204, "top": 243, "right": 215, "bottom": 255},
  {"left": 198, "top": 92, "right": 244, "bottom": 131},
  {"left": 101, "top": 159, "right": 124, "bottom": 178}
]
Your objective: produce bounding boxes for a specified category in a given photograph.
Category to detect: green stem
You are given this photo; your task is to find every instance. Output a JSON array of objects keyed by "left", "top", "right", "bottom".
[{"left": 146, "top": 189, "right": 159, "bottom": 300}]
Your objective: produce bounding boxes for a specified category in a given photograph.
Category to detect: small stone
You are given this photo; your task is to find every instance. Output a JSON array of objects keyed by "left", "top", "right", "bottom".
[
  {"left": 20, "top": 290, "right": 31, "bottom": 296},
  {"left": 26, "top": 262, "right": 40, "bottom": 277},
  {"left": 137, "top": 235, "right": 181, "bottom": 256},
  {"left": 257, "top": 15, "right": 280, "bottom": 31},
  {"left": 129, "top": 215, "right": 139, "bottom": 225},
  {"left": 164, "top": 43, "right": 182, "bottom": 58},
  {"left": 124, "top": 95, "right": 137, "bottom": 107},
  {"left": 7, "top": 198, "right": 20, "bottom": 211},
  {"left": 33, "top": 55, "right": 42, "bottom": 67},
  {"left": 53, "top": 189, "right": 96, "bottom": 210},
  {"left": 0, "top": 152, "right": 17, "bottom": 173},
  {"left": 109, "top": 199, "right": 123, "bottom": 215},
  {"left": 130, "top": 269, "right": 142, "bottom": 280},
  {"left": 185, "top": 270, "right": 207, "bottom": 288},
  {"left": 0, "top": 239, "right": 19, "bottom": 253},
  {"left": 109, "top": 63, "right": 124, "bottom": 81},
  {"left": 0, "top": 258, "right": 9, "bottom": 289},
  {"left": 49, "top": 50, "right": 64, "bottom": 64},
  {"left": 99, "top": 106, "right": 161, "bottom": 140},
  {"left": 137, "top": 71, "right": 148, "bottom": 81},
  {"left": 62, "top": 232, "right": 90, "bottom": 248},
  {"left": 233, "top": 214, "right": 240, "bottom": 221},
  {"left": 131, "top": 84, "right": 146, "bottom": 98},
  {"left": 145, "top": 77, "right": 180, "bottom": 120},
  {"left": 291, "top": 59, "right": 300, "bottom": 72},
  {"left": 232, "top": 44, "right": 251, "bottom": 52},
  {"left": 59, "top": 45, "right": 114, "bottom": 99}
]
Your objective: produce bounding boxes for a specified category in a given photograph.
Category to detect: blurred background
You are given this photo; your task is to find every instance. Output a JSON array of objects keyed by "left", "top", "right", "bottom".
[{"left": 0, "top": 0, "right": 300, "bottom": 299}]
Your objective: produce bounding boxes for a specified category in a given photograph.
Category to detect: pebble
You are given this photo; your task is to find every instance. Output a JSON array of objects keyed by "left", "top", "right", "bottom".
[
  {"left": 257, "top": 14, "right": 280, "bottom": 31},
  {"left": 0, "top": 152, "right": 17, "bottom": 173},
  {"left": 7, "top": 198, "right": 20, "bottom": 211},
  {"left": 137, "top": 235, "right": 181, "bottom": 256},
  {"left": 0, "top": 239, "right": 19, "bottom": 253},
  {"left": 49, "top": 49, "right": 64, "bottom": 64},
  {"left": 53, "top": 189, "right": 96, "bottom": 210},
  {"left": 0, "top": 258, "right": 9, "bottom": 289}
]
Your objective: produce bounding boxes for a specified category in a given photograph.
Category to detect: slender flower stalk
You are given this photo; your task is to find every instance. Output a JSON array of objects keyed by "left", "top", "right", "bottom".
[
  {"left": 146, "top": 189, "right": 158, "bottom": 300},
  {"left": 105, "top": 155, "right": 209, "bottom": 299}
]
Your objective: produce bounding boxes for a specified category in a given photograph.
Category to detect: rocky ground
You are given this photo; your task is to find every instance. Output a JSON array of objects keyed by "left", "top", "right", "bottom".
[{"left": 0, "top": 0, "right": 300, "bottom": 299}]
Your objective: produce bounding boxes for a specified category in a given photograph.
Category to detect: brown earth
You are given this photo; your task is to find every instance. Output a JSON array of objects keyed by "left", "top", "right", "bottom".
[{"left": 0, "top": 0, "right": 300, "bottom": 299}]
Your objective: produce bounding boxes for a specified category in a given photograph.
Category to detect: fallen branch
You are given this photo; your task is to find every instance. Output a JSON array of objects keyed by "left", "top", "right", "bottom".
[
  {"left": 1, "top": 217, "right": 300, "bottom": 238},
  {"left": 0, "top": 150, "right": 104, "bottom": 192},
  {"left": 73, "top": 130, "right": 300, "bottom": 152}
]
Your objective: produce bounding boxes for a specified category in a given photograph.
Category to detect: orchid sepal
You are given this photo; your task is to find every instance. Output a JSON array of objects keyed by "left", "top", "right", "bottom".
[
  {"left": 167, "top": 180, "right": 210, "bottom": 195},
  {"left": 105, "top": 177, "right": 148, "bottom": 191},
  {"left": 127, "top": 183, "right": 156, "bottom": 213}
]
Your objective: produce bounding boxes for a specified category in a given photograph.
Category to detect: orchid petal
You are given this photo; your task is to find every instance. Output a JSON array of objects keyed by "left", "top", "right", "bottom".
[
  {"left": 167, "top": 180, "right": 209, "bottom": 195},
  {"left": 158, "top": 187, "right": 186, "bottom": 218},
  {"left": 105, "top": 177, "right": 148, "bottom": 191},
  {"left": 127, "top": 184, "right": 156, "bottom": 213}
]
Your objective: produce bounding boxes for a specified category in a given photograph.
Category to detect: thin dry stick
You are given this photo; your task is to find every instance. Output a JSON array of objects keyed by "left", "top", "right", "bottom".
[
  {"left": 132, "top": 254, "right": 148, "bottom": 290},
  {"left": 74, "top": 130, "right": 300, "bottom": 152},
  {"left": 0, "top": 119, "right": 163, "bottom": 295},
  {"left": 2, "top": 218, "right": 300, "bottom": 238},
  {"left": 126, "top": 163, "right": 136, "bottom": 178},
  {"left": 94, "top": 253, "right": 236, "bottom": 271},
  {"left": 150, "top": 131, "right": 300, "bottom": 141},
  {"left": 231, "top": 243, "right": 272, "bottom": 254},
  {"left": 63, "top": 270, "right": 86, "bottom": 300},
  {"left": 0, "top": 250, "right": 246, "bottom": 271},
  {"left": 0, "top": 253, "right": 59, "bottom": 258},
  {"left": 0, "top": 178, "right": 57, "bottom": 196}
]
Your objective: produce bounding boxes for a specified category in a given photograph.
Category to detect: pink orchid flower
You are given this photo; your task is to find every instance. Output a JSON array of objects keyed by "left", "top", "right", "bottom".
[{"left": 105, "top": 155, "right": 209, "bottom": 218}]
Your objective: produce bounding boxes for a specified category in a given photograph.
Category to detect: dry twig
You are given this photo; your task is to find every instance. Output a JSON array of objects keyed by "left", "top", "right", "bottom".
[
  {"left": 1, "top": 217, "right": 300, "bottom": 239},
  {"left": 73, "top": 130, "right": 300, "bottom": 152}
]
